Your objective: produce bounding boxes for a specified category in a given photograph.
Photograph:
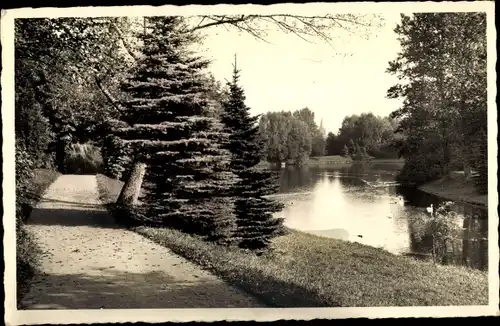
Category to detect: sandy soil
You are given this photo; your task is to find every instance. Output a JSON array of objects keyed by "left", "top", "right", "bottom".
[{"left": 20, "top": 174, "right": 265, "bottom": 309}]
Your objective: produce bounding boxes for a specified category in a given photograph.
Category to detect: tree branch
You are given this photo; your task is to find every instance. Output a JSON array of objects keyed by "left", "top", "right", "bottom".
[
  {"left": 94, "top": 75, "right": 126, "bottom": 115},
  {"left": 109, "top": 21, "right": 141, "bottom": 62},
  {"left": 189, "top": 14, "right": 380, "bottom": 44}
]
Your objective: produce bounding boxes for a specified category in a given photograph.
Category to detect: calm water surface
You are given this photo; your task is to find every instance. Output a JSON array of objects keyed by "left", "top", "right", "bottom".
[{"left": 270, "top": 163, "right": 488, "bottom": 271}]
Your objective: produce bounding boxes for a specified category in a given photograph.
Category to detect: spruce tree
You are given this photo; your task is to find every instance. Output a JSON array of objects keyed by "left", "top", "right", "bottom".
[
  {"left": 221, "top": 57, "right": 285, "bottom": 250},
  {"left": 115, "top": 16, "right": 237, "bottom": 242}
]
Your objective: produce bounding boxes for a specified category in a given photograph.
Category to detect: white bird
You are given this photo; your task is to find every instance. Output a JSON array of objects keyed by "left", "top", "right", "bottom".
[{"left": 426, "top": 204, "right": 434, "bottom": 216}]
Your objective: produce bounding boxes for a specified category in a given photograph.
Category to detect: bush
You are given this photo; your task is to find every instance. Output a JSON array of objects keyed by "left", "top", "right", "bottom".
[
  {"left": 368, "top": 147, "right": 400, "bottom": 159},
  {"left": 15, "top": 98, "right": 54, "bottom": 168},
  {"left": 15, "top": 141, "right": 60, "bottom": 306},
  {"left": 396, "top": 152, "right": 444, "bottom": 186},
  {"left": 101, "top": 135, "right": 133, "bottom": 180},
  {"left": 64, "top": 142, "right": 104, "bottom": 174},
  {"left": 16, "top": 141, "right": 35, "bottom": 223},
  {"left": 408, "top": 201, "right": 463, "bottom": 264}
]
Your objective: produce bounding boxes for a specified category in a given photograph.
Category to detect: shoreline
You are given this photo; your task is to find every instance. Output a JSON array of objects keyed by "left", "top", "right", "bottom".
[
  {"left": 417, "top": 174, "right": 488, "bottom": 208},
  {"left": 258, "top": 156, "right": 405, "bottom": 168}
]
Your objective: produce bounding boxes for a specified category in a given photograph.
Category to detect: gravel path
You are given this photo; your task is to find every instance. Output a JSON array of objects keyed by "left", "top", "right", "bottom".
[{"left": 20, "top": 174, "right": 265, "bottom": 309}]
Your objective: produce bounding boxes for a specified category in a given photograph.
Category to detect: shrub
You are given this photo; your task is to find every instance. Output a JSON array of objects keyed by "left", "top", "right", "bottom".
[
  {"left": 368, "top": 147, "right": 400, "bottom": 159},
  {"left": 101, "top": 134, "right": 133, "bottom": 180},
  {"left": 15, "top": 141, "right": 60, "bottom": 306},
  {"left": 16, "top": 141, "right": 35, "bottom": 223},
  {"left": 15, "top": 98, "right": 54, "bottom": 168},
  {"left": 408, "top": 201, "right": 463, "bottom": 264},
  {"left": 64, "top": 142, "right": 104, "bottom": 174},
  {"left": 396, "top": 152, "right": 444, "bottom": 186}
]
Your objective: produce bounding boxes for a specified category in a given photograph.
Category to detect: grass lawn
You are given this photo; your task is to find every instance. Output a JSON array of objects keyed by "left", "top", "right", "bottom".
[
  {"left": 419, "top": 172, "right": 488, "bottom": 207},
  {"left": 17, "top": 168, "right": 61, "bottom": 306},
  {"left": 96, "top": 173, "right": 489, "bottom": 307},
  {"left": 308, "top": 155, "right": 352, "bottom": 166}
]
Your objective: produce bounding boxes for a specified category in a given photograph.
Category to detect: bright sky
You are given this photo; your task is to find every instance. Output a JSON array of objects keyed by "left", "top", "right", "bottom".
[{"left": 193, "top": 13, "right": 404, "bottom": 134}]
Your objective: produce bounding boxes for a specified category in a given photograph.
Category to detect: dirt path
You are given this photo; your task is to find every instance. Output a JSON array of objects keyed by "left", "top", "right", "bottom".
[{"left": 20, "top": 174, "right": 265, "bottom": 309}]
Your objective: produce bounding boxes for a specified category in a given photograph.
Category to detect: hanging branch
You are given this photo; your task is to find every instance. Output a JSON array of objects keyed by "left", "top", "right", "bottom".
[
  {"left": 91, "top": 14, "right": 382, "bottom": 118},
  {"left": 190, "top": 14, "right": 382, "bottom": 44}
]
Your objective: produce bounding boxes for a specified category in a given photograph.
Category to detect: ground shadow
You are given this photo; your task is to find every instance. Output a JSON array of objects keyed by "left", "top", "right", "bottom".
[
  {"left": 38, "top": 198, "right": 104, "bottom": 209},
  {"left": 26, "top": 207, "right": 121, "bottom": 229},
  {"left": 216, "top": 265, "right": 339, "bottom": 308},
  {"left": 19, "top": 269, "right": 265, "bottom": 309}
]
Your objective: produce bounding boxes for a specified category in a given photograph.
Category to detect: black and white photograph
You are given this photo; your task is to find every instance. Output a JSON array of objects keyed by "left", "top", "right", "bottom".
[{"left": 2, "top": 1, "right": 498, "bottom": 324}]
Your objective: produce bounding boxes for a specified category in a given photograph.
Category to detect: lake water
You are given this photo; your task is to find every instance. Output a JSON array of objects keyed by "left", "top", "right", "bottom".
[{"left": 270, "top": 163, "right": 488, "bottom": 271}]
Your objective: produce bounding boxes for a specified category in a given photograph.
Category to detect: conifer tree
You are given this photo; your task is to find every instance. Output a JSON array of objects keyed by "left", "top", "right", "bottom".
[
  {"left": 221, "top": 56, "right": 285, "bottom": 250},
  {"left": 115, "top": 16, "right": 237, "bottom": 242}
]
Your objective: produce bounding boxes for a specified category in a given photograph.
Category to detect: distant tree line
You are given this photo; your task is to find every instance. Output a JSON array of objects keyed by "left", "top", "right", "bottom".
[
  {"left": 325, "top": 113, "right": 401, "bottom": 161},
  {"left": 257, "top": 109, "right": 401, "bottom": 165},
  {"left": 386, "top": 13, "right": 487, "bottom": 194}
]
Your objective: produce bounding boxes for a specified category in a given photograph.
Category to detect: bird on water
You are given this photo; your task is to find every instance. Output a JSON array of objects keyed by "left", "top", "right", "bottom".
[{"left": 426, "top": 204, "right": 434, "bottom": 217}]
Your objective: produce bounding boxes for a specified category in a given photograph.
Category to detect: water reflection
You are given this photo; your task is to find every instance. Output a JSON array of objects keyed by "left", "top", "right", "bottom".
[{"left": 272, "top": 163, "right": 488, "bottom": 271}]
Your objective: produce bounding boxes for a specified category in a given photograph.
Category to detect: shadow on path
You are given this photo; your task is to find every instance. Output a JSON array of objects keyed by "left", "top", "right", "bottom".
[
  {"left": 27, "top": 207, "right": 120, "bottom": 229},
  {"left": 38, "top": 198, "right": 104, "bottom": 209},
  {"left": 20, "top": 269, "right": 264, "bottom": 309}
]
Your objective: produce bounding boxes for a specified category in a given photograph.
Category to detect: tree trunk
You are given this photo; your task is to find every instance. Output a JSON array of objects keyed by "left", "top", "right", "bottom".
[
  {"left": 463, "top": 161, "right": 472, "bottom": 181},
  {"left": 55, "top": 139, "right": 67, "bottom": 173},
  {"left": 442, "top": 140, "right": 452, "bottom": 179},
  {"left": 462, "top": 215, "right": 471, "bottom": 266},
  {"left": 116, "top": 161, "right": 146, "bottom": 206},
  {"left": 478, "top": 216, "right": 488, "bottom": 270}
]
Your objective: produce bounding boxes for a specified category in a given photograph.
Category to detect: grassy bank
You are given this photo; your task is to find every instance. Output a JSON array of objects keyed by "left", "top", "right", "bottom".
[
  {"left": 306, "top": 156, "right": 405, "bottom": 167},
  {"left": 419, "top": 171, "right": 488, "bottom": 207},
  {"left": 17, "top": 168, "right": 61, "bottom": 307},
  {"left": 96, "top": 173, "right": 488, "bottom": 307},
  {"left": 258, "top": 156, "right": 405, "bottom": 168},
  {"left": 307, "top": 155, "right": 352, "bottom": 166}
]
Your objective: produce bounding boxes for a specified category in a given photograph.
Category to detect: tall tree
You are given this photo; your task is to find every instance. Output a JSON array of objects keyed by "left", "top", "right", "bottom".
[
  {"left": 325, "top": 132, "right": 343, "bottom": 156},
  {"left": 114, "top": 16, "right": 238, "bottom": 242},
  {"left": 387, "top": 13, "right": 487, "bottom": 189},
  {"left": 221, "top": 57, "right": 285, "bottom": 250}
]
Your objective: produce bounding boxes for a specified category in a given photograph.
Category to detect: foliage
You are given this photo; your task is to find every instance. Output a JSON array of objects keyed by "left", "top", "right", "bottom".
[
  {"left": 311, "top": 134, "right": 326, "bottom": 157},
  {"left": 324, "top": 113, "right": 398, "bottom": 159},
  {"left": 409, "top": 202, "right": 463, "bottom": 264},
  {"left": 100, "top": 119, "right": 134, "bottom": 180},
  {"left": 15, "top": 17, "right": 135, "bottom": 172},
  {"left": 259, "top": 111, "right": 312, "bottom": 166},
  {"left": 293, "top": 107, "right": 326, "bottom": 157},
  {"left": 63, "top": 143, "right": 104, "bottom": 174},
  {"left": 114, "top": 16, "right": 238, "bottom": 243},
  {"left": 342, "top": 144, "right": 350, "bottom": 157},
  {"left": 387, "top": 13, "right": 487, "bottom": 191},
  {"left": 220, "top": 61, "right": 285, "bottom": 250},
  {"left": 325, "top": 132, "right": 343, "bottom": 156},
  {"left": 472, "top": 130, "right": 488, "bottom": 194},
  {"left": 396, "top": 151, "right": 445, "bottom": 186}
]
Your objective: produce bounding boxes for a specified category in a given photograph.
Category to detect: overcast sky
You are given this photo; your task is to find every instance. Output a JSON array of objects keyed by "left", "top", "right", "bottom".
[{"left": 194, "top": 13, "right": 404, "bottom": 134}]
